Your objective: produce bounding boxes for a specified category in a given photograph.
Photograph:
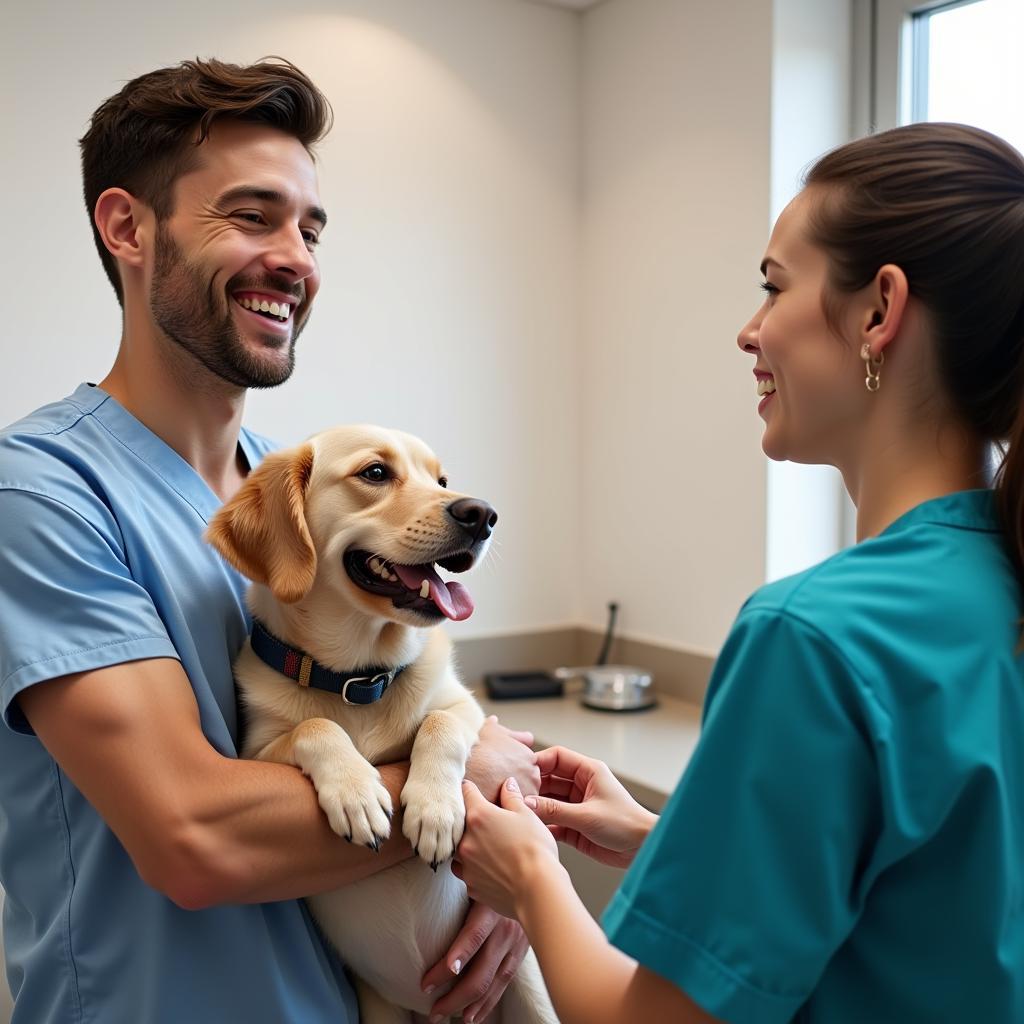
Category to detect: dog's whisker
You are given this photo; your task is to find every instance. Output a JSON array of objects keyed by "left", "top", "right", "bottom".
[{"left": 479, "top": 543, "right": 505, "bottom": 570}]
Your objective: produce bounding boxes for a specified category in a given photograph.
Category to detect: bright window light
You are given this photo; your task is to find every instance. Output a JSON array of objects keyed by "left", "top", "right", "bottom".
[{"left": 915, "top": 0, "right": 1024, "bottom": 154}]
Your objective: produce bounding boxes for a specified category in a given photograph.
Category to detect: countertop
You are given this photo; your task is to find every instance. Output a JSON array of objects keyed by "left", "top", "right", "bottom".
[{"left": 478, "top": 690, "right": 703, "bottom": 810}]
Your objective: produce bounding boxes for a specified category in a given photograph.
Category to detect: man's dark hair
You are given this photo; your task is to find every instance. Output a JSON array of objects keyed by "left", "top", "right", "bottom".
[{"left": 79, "top": 56, "right": 332, "bottom": 305}]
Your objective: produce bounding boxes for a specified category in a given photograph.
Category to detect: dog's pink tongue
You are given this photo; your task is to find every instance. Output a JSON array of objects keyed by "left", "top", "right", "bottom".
[{"left": 393, "top": 564, "right": 475, "bottom": 621}]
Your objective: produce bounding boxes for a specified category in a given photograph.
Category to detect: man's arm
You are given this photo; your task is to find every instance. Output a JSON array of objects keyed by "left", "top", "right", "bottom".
[
  {"left": 18, "top": 659, "right": 541, "bottom": 912},
  {"left": 18, "top": 657, "right": 415, "bottom": 909}
]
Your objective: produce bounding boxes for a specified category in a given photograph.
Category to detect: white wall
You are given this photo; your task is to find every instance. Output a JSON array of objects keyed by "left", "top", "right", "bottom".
[
  {"left": 1, "top": 0, "right": 858, "bottom": 1015},
  {"left": 4, "top": 0, "right": 852, "bottom": 659},
  {"left": 578, "top": 0, "right": 774, "bottom": 655},
  {"left": 3, "top": 0, "right": 582, "bottom": 642},
  {"left": 766, "top": 0, "right": 853, "bottom": 582}
]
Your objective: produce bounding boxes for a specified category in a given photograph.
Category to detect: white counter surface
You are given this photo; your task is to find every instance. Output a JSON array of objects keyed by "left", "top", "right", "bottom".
[{"left": 478, "top": 691, "right": 703, "bottom": 808}]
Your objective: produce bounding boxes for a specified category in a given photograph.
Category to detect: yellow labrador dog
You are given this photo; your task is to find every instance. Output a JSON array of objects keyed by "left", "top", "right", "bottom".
[{"left": 206, "top": 425, "right": 555, "bottom": 1024}]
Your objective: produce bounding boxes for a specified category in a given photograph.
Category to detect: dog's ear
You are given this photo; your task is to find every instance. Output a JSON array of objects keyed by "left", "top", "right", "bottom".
[{"left": 206, "top": 442, "right": 317, "bottom": 603}]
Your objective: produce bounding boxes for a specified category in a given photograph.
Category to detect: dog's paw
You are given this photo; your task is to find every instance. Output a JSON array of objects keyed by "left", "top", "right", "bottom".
[
  {"left": 315, "top": 763, "right": 393, "bottom": 850},
  {"left": 400, "top": 778, "right": 465, "bottom": 868}
]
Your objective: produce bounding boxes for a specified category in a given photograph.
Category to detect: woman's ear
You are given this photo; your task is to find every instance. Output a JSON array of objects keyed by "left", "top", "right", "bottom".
[
  {"left": 860, "top": 263, "right": 910, "bottom": 360},
  {"left": 206, "top": 443, "right": 317, "bottom": 603}
]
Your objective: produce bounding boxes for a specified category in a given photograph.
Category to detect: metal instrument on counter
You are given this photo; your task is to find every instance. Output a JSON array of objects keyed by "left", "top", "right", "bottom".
[{"left": 555, "top": 603, "right": 657, "bottom": 712}]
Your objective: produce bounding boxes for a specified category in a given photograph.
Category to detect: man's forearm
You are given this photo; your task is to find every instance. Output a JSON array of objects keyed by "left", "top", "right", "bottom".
[
  {"left": 160, "top": 755, "right": 414, "bottom": 909},
  {"left": 17, "top": 662, "right": 417, "bottom": 910}
]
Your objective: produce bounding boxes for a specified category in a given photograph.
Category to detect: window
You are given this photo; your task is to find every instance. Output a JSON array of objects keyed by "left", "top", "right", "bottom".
[
  {"left": 768, "top": 0, "right": 1018, "bottom": 582},
  {"left": 865, "top": 0, "right": 1023, "bottom": 139}
]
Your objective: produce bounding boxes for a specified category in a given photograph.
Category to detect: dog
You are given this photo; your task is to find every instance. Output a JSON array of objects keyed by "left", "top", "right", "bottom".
[{"left": 206, "top": 424, "right": 556, "bottom": 1024}]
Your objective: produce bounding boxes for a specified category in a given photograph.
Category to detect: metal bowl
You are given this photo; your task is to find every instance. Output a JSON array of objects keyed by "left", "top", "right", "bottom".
[{"left": 555, "top": 665, "right": 657, "bottom": 712}]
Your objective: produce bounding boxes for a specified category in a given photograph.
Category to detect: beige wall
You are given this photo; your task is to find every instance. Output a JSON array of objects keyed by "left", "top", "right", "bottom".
[
  {"left": 2, "top": 0, "right": 833, "bottom": 659},
  {"left": 1, "top": 0, "right": 857, "bottom": 1014},
  {"left": 4, "top": 0, "right": 582, "bottom": 643},
  {"left": 766, "top": 0, "right": 853, "bottom": 581},
  {"left": 578, "top": 0, "right": 773, "bottom": 655}
]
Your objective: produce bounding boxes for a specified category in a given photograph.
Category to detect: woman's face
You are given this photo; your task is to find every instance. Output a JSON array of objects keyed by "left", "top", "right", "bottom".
[{"left": 737, "top": 188, "right": 864, "bottom": 467}]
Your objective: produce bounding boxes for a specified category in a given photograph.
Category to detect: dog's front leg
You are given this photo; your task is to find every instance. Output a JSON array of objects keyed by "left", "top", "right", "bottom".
[
  {"left": 257, "top": 719, "right": 393, "bottom": 850},
  {"left": 401, "top": 694, "right": 485, "bottom": 867}
]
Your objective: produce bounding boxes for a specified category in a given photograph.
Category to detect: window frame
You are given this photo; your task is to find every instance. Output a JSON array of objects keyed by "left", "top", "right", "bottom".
[{"left": 855, "top": 0, "right": 989, "bottom": 134}]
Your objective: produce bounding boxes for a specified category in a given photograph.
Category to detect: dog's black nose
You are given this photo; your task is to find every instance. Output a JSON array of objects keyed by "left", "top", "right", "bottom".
[{"left": 447, "top": 498, "right": 498, "bottom": 544}]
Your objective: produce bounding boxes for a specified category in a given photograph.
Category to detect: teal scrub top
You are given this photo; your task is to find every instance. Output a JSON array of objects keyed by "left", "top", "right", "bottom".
[{"left": 603, "top": 489, "right": 1024, "bottom": 1023}]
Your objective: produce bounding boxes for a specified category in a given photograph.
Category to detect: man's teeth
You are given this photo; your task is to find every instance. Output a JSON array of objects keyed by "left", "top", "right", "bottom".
[
  {"left": 238, "top": 296, "right": 291, "bottom": 320},
  {"left": 368, "top": 557, "right": 398, "bottom": 583},
  {"left": 757, "top": 378, "right": 777, "bottom": 397}
]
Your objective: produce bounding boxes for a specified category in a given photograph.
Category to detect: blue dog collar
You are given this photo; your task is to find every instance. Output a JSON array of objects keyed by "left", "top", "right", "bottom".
[{"left": 249, "top": 621, "right": 405, "bottom": 705}]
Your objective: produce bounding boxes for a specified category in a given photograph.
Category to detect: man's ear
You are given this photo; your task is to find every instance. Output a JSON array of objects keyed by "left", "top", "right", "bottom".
[
  {"left": 93, "top": 188, "right": 152, "bottom": 273},
  {"left": 206, "top": 443, "right": 317, "bottom": 604},
  {"left": 860, "top": 263, "right": 910, "bottom": 361}
]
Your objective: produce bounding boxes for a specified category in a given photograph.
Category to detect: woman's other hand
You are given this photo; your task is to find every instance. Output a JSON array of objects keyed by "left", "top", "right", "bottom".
[
  {"left": 455, "top": 777, "right": 566, "bottom": 921},
  {"left": 529, "top": 746, "right": 658, "bottom": 868}
]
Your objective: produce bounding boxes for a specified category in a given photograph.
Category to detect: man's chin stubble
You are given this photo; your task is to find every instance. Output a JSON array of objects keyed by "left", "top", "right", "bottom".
[{"left": 155, "top": 317, "right": 297, "bottom": 391}]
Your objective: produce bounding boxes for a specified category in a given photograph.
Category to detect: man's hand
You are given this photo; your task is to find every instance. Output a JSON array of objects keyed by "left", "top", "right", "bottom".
[
  {"left": 420, "top": 900, "right": 530, "bottom": 1023},
  {"left": 464, "top": 715, "right": 540, "bottom": 801}
]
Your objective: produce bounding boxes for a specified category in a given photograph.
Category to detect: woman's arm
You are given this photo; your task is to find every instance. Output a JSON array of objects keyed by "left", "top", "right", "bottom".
[{"left": 455, "top": 778, "right": 721, "bottom": 1024}]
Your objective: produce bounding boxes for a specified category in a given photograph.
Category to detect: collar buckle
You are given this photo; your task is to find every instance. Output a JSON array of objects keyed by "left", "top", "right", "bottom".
[{"left": 341, "top": 670, "right": 394, "bottom": 705}]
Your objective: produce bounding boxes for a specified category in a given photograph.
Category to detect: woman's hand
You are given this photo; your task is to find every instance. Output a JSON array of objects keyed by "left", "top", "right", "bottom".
[
  {"left": 528, "top": 746, "right": 658, "bottom": 868},
  {"left": 454, "top": 776, "right": 566, "bottom": 921}
]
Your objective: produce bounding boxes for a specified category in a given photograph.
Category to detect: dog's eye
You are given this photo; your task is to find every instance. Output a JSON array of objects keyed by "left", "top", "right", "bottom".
[
  {"left": 358, "top": 463, "right": 391, "bottom": 484},
  {"left": 438, "top": 476, "right": 448, "bottom": 489}
]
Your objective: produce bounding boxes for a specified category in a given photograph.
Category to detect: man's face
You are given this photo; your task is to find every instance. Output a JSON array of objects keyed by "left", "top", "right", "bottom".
[{"left": 149, "top": 120, "right": 325, "bottom": 389}]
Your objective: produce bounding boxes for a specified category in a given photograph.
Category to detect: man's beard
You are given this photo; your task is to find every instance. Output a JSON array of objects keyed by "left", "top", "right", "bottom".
[{"left": 149, "top": 225, "right": 307, "bottom": 389}]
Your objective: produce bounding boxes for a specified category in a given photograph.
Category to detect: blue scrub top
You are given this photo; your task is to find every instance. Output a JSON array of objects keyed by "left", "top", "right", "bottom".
[
  {"left": 0, "top": 384, "right": 358, "bottom": 1023},
  {"left": 604, "top": 490, "right": 1024, "bottom": 1023}
]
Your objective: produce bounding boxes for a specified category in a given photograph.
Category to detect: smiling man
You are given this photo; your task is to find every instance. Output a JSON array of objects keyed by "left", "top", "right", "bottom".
[
  {"left": 0, "top": 58, "right": 536, "bottom": 1024},
  {"left": 147, "top": 163, "right": 325, "bottom": 388}
]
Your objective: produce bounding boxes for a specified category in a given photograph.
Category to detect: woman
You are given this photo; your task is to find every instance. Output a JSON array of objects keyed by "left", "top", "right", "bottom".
[{"left": 454, "top": 122, "right": 1024, "bottom": 1024}]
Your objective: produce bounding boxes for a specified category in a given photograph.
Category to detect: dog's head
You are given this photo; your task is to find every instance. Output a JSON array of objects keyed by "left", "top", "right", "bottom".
[{"left": 206, "top": 425, "right": 496, "bottom": 627}]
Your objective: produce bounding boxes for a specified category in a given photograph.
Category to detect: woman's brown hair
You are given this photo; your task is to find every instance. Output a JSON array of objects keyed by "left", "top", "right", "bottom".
[
  {"left": 79, "top": 57, "right": 332, "bottom": 305},
  {"left": 802, "top": 123, "right": 1024, "bottom": 583}
]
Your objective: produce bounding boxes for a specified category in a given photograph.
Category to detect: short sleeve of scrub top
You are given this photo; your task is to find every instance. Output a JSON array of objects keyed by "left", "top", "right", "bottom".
[
  {"left": 602, "top": 607, "right": 888, "bottom": 1024},
  {"left": 0, "top": 486, "right": 178, "bottom": 732}
]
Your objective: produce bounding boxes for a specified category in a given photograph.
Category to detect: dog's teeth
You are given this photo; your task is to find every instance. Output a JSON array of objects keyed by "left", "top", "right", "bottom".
[
  {"left": 387, "top": 572, "right": 398, "bottom": 582},
  {"left": 419, "top": 580, "right": 430, "bottom": 599},
  {"left": 370, "top": 557, "right": 382, "bottom": 574}
]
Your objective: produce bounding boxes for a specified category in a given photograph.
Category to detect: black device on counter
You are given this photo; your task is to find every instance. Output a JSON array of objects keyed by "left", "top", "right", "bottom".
[
  {"left": 484, "top": 670, "right": 563, "bottom": 700},
  {"left": 483, "top": 602, "right": 621, "bottom": 701}
]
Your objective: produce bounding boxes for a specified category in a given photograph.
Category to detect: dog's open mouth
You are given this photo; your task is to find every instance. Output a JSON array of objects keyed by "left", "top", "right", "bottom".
[{"left": 343, "top": 550, "right": 476, "bottom": 622}]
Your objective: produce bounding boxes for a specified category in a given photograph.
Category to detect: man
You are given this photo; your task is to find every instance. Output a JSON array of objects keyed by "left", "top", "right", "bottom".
[{"left": 0, "top": 57, "right": 537, "bottom": 1023}]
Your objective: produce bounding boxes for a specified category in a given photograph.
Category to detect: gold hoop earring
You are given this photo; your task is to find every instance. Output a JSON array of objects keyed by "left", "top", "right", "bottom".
[{"left": 862, "top": 342, "right": 884, "bottom": 392}]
